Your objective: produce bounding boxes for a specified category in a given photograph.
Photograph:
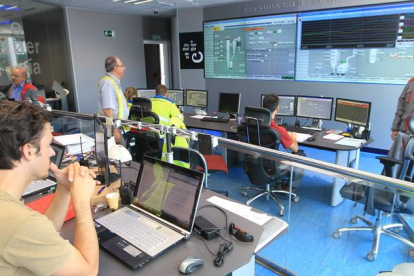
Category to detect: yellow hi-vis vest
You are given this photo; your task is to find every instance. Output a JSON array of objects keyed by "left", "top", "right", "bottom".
[
  {"left": 162, "top": 117, "right": 190, "bottom": 168},
  {"left": 150, "top": 97, "right": 183, "bottom": 126},
  {"left": 97, "top": 76, "right": 125, "bottom": 119}
]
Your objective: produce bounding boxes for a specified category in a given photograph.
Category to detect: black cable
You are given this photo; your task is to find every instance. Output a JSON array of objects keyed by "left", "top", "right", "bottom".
[
  {"left": 109, "top": 159, "right": 140, "bottom": 173},
  {"left": 196, "top": 205, "right": 228, "bottom": 232}
]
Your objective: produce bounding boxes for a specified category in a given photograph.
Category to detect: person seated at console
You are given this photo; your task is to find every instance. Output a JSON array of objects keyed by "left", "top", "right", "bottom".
[
  {"left": 262, "top": 94, "right": 300, "bottom": 153},
  {"left": 150, "top": 84, "right": 183, "bottom": 126}
]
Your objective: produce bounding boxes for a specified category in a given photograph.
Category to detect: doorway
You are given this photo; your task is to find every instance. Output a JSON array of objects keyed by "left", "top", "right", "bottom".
[{"left": 144, "top": 41, "right": 170, "bottom": 89}]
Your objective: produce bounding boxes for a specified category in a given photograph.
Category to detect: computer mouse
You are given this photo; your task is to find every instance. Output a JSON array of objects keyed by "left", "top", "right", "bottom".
[
  {"left": 178, "top": 256, "right": 204, "bottom": 274},
  {"left": 307, "top": 137, "right": 315, "bottom": 142}
]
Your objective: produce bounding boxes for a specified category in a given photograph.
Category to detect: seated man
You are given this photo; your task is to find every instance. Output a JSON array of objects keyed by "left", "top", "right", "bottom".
[
  {"left": 0, "top": 101, "right": 99, "bottom": 275},
  {"left": 262, "top": 94, "right": 299, "bottom": 153},
  {"left": 7, "top": 67, "right": 45, "bottom": 103},
  {"left": 150, "top": 84, "right": 183, "bottom": 126}
]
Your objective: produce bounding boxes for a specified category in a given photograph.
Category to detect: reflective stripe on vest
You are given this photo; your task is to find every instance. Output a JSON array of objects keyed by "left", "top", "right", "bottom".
[{"left": 98, "top": 76, "right": 124, "bottom": 118}]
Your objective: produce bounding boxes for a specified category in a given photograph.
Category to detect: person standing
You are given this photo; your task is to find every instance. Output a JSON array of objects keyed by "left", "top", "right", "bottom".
[
  {"left": 391, "top": 77, "right": 414, "bottom": 140},
  {"left": 97, "top": 55, "right": 128, "bottom": 144}
]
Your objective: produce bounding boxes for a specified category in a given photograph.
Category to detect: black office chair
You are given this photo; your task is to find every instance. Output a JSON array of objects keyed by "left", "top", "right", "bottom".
[
  {"left": 171, "top": 146, "right": 229, "bottom": 197},
  {"left": 237, "top": 106, "right": 299, "bottom": 216},
  {"left": 333, "top": 115, "right": 414, "bottom": 261},
  {"left": 125, "top": 97, "right": 162, "bottom": 162}
]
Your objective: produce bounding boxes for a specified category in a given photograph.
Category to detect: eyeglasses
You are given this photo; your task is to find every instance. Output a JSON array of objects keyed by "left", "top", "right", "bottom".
[{"left": 115, "top": 64, "right": 125, "bottom": 68}]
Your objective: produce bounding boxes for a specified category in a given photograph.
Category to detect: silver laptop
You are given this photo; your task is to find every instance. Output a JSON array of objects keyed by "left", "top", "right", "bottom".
[
  {"left": 95, "top": 156, "right": 205, "bottom": 269},
  {"left": 22, "top": 142, "right": 66, "bottom": 197}
]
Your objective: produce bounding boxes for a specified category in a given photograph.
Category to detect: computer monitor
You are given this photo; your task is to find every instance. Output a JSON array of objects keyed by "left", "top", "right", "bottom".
[
  {"left": 218, "top": 93, "right": 241, "bottom": 115},
  {"left": 167, "top": 89, "right": 184, "bottom": 106},
  {"left": 296, "top": 96, "right": 333, "bottom": 120},
  {"left": 185, "top": 89, "right": 208, "bottom": 108},
  {"left": 261, "top": 94, "right": 296, "bottom": 116},
  {"left": 94, "top": 115, "right": 110, "bottom": 187},
  {"left": 137, "top": 88, "right": 155, "bottom": 99},
  {"left": 335, "top": 98, "right": 371, "bottom": 127}
]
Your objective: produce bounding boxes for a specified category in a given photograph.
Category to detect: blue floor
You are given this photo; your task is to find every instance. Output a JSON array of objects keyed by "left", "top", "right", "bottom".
[{"left": 207, "top": 147, "right": 414, "bottom": 276}]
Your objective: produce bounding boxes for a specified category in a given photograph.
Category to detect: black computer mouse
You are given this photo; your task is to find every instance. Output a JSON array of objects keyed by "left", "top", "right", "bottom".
[
  {"left": 307, "top": 137, "right": 315, "bottom": 142},
  {"left": 179, "top": 256, "right": 204, "bottom": 274}
]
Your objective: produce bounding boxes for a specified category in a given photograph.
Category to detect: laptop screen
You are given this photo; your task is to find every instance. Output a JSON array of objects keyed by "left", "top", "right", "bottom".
[{"left": 132, "top": 157, "right": 204, "bottom": 233}]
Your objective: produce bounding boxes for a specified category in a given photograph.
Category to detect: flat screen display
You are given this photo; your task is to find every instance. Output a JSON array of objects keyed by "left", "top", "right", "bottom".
[
  {"left": 218, "top": 93, "right": 241, "bottom": 114},
  {"left": 167, "top": 89, "right": 184, "bottom": 106},
  {"left": 185, "top": 89, "right": 208, "bottom": 108},
  {"left": 296, "top": 96, "right": 333, "bottom": 120},
  {"left": 335, "top": 98, "right": 371, "bottom": 126}
]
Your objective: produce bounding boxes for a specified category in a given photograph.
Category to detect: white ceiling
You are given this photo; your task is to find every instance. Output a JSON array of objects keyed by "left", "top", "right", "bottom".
[{"left": 33, "top": 0, "right": 251, "bottom": 17}]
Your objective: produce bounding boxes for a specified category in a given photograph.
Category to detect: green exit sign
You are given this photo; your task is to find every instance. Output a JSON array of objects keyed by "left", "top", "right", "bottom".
[{"left": 103, "top": 30, "right": 115, "bottom": 38}]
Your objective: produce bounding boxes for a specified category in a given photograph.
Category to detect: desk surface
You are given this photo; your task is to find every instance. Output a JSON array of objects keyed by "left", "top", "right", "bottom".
[
  {"left": 184, "top": 113, "right": 368, "bottom": 152},
  {"left": 60, "top": 189, "right": 286, "bottom": 276}
]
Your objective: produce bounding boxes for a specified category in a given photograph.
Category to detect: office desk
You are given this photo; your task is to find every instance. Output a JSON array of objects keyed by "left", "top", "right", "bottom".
[
  {"left": 184, "top": 114, "right": 368, "bottom": 206},
  {"left": 59, "top": 189, "right": 287, "bottom": 276}
]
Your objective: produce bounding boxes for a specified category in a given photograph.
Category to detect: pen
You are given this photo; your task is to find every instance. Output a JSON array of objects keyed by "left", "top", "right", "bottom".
[{"left": 97, "top": 186, "right": 106, "bottom": 195}]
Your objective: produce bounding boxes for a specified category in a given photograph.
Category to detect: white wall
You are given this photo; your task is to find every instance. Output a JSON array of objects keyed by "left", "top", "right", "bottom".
[{"left": 65, "top": 7, "right": 146, "bottom": 114}]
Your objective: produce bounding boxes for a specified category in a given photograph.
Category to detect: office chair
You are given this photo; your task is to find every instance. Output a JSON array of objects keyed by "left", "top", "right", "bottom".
[
  {"left": 237, "top": 106, "right": 300, "bottom": 216},
  {"left": 171, "top": 146, "right": 228, "bottom": 197},
  {"left": 333, "top": 115, "right": 414, "bottom": 261},
  {"left": 125, "top": 97, "right": 162, "bottom": 162}
]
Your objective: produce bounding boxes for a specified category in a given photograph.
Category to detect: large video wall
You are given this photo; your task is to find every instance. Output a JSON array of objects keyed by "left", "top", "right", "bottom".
[{"left": 204, "top": 2, "right": 414, "bottom": 85}]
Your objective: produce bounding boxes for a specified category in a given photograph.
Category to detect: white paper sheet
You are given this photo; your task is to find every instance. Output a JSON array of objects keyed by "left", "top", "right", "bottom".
[
  {"left": 334, "top": 137, "right": 366, "bottom": 147},
  {"left": 295, "top": 133, "right": 312, "bottom": 142},
  {"left": 190, "top": 115, "right": 206, "bottom": 119}
]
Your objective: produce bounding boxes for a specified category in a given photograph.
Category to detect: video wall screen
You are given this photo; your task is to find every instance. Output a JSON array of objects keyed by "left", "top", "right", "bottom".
[
  {"left": 204, "top": 14, "right": 297, "bottom": 81},
  {"left": 295, "top": 2, "right": 414, "bottom": 84}
]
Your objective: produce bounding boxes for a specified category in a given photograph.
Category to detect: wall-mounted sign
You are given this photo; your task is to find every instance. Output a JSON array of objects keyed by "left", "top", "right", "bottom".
[
  {"left": 179, "top": 32, "right": 204, "bottom": 69},
  {"left": 103, "top": 30, "right": 115, "bottom": 38},
  {"left": 152, "top": 34, "right": 162, "bottom": 40}
]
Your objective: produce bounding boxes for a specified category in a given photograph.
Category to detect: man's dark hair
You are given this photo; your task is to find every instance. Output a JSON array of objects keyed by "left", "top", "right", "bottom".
[
  {"left": 262, "top": 94, "right": 280, "bottom": 113},
  {"left": 155, "top": 84, "right": 167, "bottom": 96},
  {"left": 0, "top": 101, "right": 51, "bottom": 169},
  {"left": 105, "top": 55, "right": 119, "bottom": 72}
]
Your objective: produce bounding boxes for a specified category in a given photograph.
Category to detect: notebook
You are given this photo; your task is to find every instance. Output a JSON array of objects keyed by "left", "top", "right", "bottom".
[
  {"left": 22, "top": 141, "right": 66, "bottom": 198},
  {"left": 95, "top": 156, "right": 205, "bottom": 269}
]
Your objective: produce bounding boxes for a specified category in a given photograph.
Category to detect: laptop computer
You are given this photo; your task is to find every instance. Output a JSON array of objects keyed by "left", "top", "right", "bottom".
[
  {"left": 95, "top": 156, "right": 205, "bottom": 269},
  {"left": 22, "top": 141, "right": 66, "bottom": 197}
]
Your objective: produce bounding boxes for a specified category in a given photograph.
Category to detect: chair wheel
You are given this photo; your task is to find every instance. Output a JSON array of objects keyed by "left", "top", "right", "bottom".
[
  {"left": 292, "top": 196, "right": 300, "bottom": 203},
  {"left": 278, "top": 209, "right": 284, "bottom": 216},
  {"left": 409, "top": 249, "right": 414, "bottom": 258},
  {"left": 393, "top": 227, "right": 402, "bottom": 233},
  {"left": 242, "top": 191, "right": 248, "bottom": 197},
  {"left": 366, "top": 252, "right": 376, "bottom": 261},
  {"left": 351, "top": 217, "right": 358, "bottom": 224},
  {"left": 332, "top": 231, "right": 341, "bottom": 239}
]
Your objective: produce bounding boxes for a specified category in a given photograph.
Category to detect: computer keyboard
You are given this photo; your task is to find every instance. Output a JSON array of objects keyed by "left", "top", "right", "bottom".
[
  {"left": 201, "top": 116, "right": 230, "bottom": 123},
  {"left": 282, "top": 125, "right": 314, "bottom": 135},
  {"left": 96, "top": 209, "right": 168, "bottom": 252}
]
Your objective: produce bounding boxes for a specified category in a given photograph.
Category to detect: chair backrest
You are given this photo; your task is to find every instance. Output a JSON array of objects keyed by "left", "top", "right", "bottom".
[
  {"left": 171, "top": 146, "right": 208, "bottom": 187},
  {"left": 237, "top": 106, "right": 282, "bottom": 185},
  {"left": 129, "top": 97, "right": 159, "bottom": 124}
]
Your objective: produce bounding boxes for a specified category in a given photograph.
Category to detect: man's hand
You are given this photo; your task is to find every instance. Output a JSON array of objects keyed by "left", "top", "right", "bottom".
[
  {"left": 70, "top": 162, "right": 96, "bottom": 203},
  {"left": 391, "top": 130, "right": 399, "bottom": 141},
  {"left": 49, "top": 163, "right": 98, "bottom": 191},
  {"left": 289, "top": 132, "right": 298, "bottom": 141},
  {"left": 113, "top": 127, "right": 122, "bottom": 144}
]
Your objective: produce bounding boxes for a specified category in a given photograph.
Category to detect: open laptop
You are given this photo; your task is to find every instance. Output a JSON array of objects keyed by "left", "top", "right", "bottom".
[
  {"left": 95, "top": 156, "right": 205, "bottom": 269},
  {"left": 22, "top": 141, "right": 66, "bottom": 197}
]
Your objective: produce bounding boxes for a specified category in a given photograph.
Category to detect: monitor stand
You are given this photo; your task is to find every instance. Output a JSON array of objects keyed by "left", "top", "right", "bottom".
[{"left": 303, "top": 119, "right": 323, "bottom": 131}]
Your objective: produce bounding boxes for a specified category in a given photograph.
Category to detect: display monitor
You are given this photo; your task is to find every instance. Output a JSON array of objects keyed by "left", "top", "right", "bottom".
[
  {"left": 167, "top": 89, "right": 184, "bottom": 106},
  {"left": 335, "top": 98, "right": 371, "bottom": 126},
  {"left": 261, "top": 94, "right": 296, "bottom": 116},
  {"left": 94, "top": 115, "right": 110, "bottom": 187},
  {"left": 204, "top": 13, "right": 297, "bottom": 81},
  {"left": 296, "top": 96, "right": 333, "bottom": 120},
  {"left": 137, "top": 89, "right": 155, "bottom": 99},
  {"left": 218, "top": 93, "right": 241, "bottom": 114},
  {"left": 296, "top": 2, "right": 414, "bottom": 84},
  {"left": 185, "top": 89, "right": 208, "bottom": 108}
]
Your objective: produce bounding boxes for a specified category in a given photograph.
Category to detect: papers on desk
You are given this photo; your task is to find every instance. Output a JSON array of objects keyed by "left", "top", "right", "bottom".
[
  {"left": 207, "top": 196, "right": 272, "bottom": 226},
  {"left": 322, "top": 133, "right": 344, "bottom": 141},
  {"left": 334, "top": 137, "right": 366, "bottom": 147},
  {"left": 54, "top": 134, "right": 94, "bottom": 155},
  {"left": 295, "top": 133, "right": 312, "bottom": 142},
  {"left": 190, "top": 115, "right": 206, "bottom": 119}
]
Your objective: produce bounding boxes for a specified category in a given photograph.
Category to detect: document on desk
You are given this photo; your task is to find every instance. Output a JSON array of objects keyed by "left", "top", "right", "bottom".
[
  {"left": 207, "top": 196, "right": 272, "bottom": 226},
  {"left": 295, "top": 133, "right": 312, "bottom": 142},
  {"left": 334, "top": 137, "right": 366, "bottom": 147},
  {"left": 190, "top": 115, "right": 206, "bottom": 119},
  {"left": 322, "top": 133, "right": 344, "bottom": 141}
]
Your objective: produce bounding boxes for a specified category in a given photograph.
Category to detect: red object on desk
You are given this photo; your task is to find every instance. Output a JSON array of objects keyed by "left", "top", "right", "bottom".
[{"left": 26, "top": 194, "right": 75, "bottom": 222}]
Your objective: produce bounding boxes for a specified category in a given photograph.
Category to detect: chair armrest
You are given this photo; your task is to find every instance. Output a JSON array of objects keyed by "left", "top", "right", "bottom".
[{"left": 375, "top": 156, "right": 403, "bottom": 165}]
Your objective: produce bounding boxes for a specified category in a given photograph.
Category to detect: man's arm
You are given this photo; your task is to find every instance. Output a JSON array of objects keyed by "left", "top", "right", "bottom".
[
  {"left": 170, "top": 103, "right": 184, "bottom": 121},
  {"left": 391, "top": 88, "right": 407, "bottom": 139},
  {"left": 102, "top": 108, "right": 122, "bottom": 144},
  {"left": 43, "top": 184, "right": 71, "bottom": 231},
  {"left": 53, "top": 163, "right": 99, "bottom": 276},
  {"left": 288, "top": 132, "right": 299, "bottom": 153}
]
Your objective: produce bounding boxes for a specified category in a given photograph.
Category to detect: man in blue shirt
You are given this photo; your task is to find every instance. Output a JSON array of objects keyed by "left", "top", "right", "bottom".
[{"left": 7, "top": 67, "right": 42, "bottom": 102}]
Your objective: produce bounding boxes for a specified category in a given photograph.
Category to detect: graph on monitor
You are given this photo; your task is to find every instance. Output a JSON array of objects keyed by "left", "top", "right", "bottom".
[
  {"left": 296, "top": 2, "right": 414, "bottom": 84},
  {"left": 204, "top": 13, "right": 297, "bottom": 80}
]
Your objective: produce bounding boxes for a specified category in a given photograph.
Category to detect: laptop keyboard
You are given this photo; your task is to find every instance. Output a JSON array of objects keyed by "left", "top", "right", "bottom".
[
  {"left": 96, "top": 209, "right": 168, "bottom": 252},
  {"left": 282, "top": 125, "right": 314, "bottom": 135}
]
